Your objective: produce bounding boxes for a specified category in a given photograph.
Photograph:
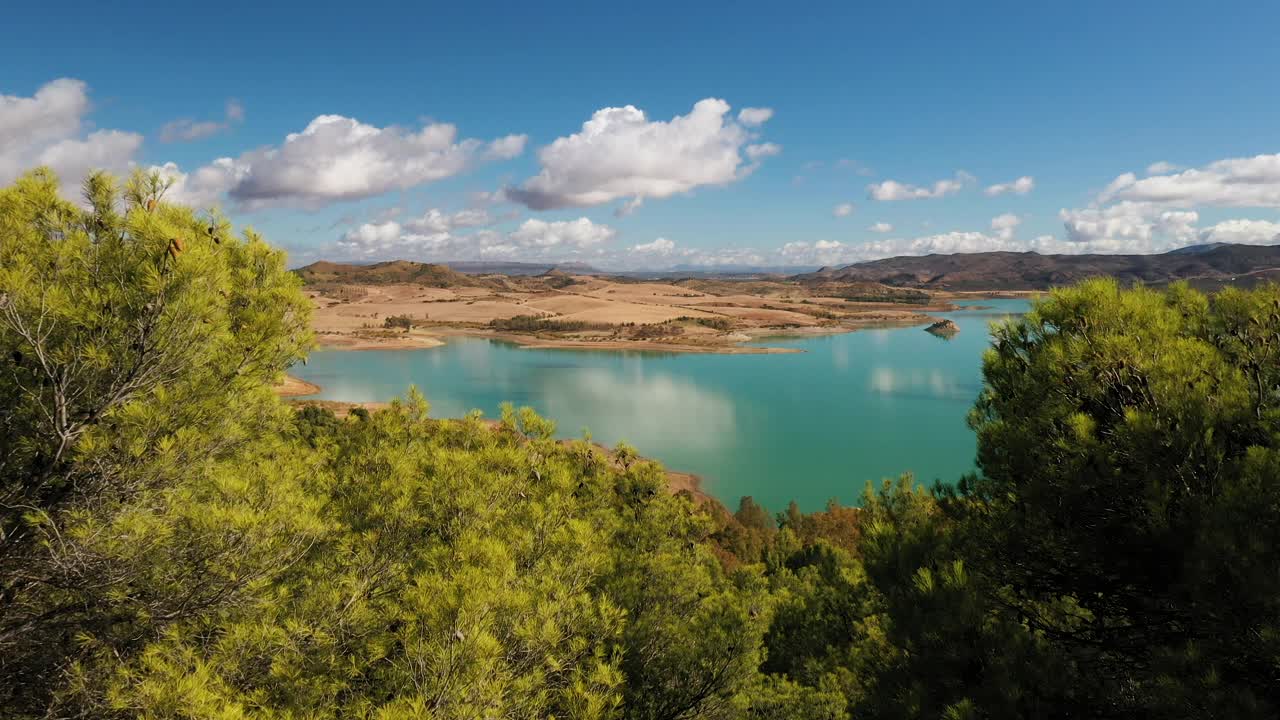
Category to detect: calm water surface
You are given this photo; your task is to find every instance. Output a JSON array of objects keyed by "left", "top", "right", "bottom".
[{"left": 292, "top": 299, "right": 1030, "bottom": 510}]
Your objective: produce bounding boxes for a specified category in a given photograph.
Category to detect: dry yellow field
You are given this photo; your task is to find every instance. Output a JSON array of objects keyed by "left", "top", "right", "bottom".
[{"left": 306, "top": 272, "right": 951, "bottom": 353}]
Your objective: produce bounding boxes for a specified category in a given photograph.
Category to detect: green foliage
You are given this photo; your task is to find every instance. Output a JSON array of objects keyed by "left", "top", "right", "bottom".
[
  {"left": 0, "top": 171, "right": 769, "bottom": 718},
  {"left": 966, "top": 278, "right": 1280, "bottom": 716},
  {"left": 383, "top": 313, "right": 415, "bottom": 330},
  {"left": 674, "top": 316, "right": 735, "bottom": 331},
  {"left": 490, "top": 315, "right": 610, "bottom": 333},
  {"left": 5, "top": 171, "right": 1280, "bottom": 719},
  {"left": 0, "top": 169, "right": 314, "bottom": 715}
]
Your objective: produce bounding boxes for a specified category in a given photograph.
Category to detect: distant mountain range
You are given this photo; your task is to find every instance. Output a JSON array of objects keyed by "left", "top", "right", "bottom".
[
  {"left": 294, "top": 259, "right": 600, "bottom": 275},
  {"left": 795, "top": 244, "right": 1280, "bottom": 291},
  {"left": 293, "top": 260, "right": 608, "bottom": 296},
  {"left": 296, "top": 244, "right": 1280, "bottom": 292}
]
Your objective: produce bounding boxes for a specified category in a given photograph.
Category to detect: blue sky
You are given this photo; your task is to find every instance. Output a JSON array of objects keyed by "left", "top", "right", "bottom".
[{"left": 3, "top": 0, "right": 1280, "bottom": 268}]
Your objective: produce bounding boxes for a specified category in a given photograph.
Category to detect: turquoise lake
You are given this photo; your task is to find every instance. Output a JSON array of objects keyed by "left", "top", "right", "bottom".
[{"left": 291, "top": 299, "right": 1030, "bottom": 511}]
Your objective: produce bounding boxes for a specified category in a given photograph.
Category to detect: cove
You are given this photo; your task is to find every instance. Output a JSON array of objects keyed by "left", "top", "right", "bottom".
[{"left": 290, "top": 299, "right": 1030, "bottom": 511}]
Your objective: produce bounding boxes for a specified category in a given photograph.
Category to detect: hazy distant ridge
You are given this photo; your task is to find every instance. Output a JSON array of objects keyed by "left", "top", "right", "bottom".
[{"left": 795, "top": 243, "right": 1280, "bottom": 290}]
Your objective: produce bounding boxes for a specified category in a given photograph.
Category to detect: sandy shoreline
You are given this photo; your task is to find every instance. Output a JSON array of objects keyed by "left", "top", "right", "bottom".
[
  {"left": 276, "top": 374, "right": 323, "bottom": 397},
  {"left": 315, "top": 331, "right": 446, "bottom": 351}
]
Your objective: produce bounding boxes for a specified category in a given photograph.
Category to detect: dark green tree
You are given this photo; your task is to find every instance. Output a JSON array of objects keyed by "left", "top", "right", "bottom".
[{"left": 965, "top": 279, "right": 1280, "bottom": 717}]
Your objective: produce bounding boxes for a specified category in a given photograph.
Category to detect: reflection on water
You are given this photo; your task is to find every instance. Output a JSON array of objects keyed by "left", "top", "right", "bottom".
[
  {"left": 868, "top": 366, "right": 971, "bottom": 400},
  {"left": 292, "top": 299, "right": 1030, "bottom": 511},
  {"left": 538, "top": 367, "right": 736, "bottom": 451}
]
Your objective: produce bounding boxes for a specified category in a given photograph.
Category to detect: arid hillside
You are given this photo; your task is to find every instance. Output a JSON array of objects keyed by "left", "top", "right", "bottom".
[{"left": 796, "top": 243, "right": 1280, "bottom": 290}]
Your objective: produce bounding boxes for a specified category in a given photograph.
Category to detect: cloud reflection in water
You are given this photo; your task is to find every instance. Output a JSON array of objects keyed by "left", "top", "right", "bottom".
[
  {"left": 537, "top": 367, "right": 736, "bottom": 450},
  {"left": 868, "top": 366, "right": 970, "bottom": 400}
]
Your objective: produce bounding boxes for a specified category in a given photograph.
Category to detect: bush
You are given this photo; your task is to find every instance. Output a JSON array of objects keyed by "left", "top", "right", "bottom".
[
  {"left": 383, "top": 314, "right": 414, "bottom": 330},
  {"left": 489, "top": 315, "right": 610, "bottom": 332}
]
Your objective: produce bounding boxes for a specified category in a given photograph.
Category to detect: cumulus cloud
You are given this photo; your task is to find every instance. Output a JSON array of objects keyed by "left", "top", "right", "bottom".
[
  {"left": 867, "top": 171, "right": 973, "bottom": 201},
  {"left": 631, "top": 237, "right": 676, "bottom": 254},
  {"left": 233, "top": 115, "right": 526, "bottom": 208},
  {"left": 990, "top": 213, "right": 1022, "bottom": 240},
  {"left": 337, "top": 208, "right": 498, "bottom": 253},
  {"left": 868, "top": 221, "right": 893, "bottom": 233},
  {"left": 1057, "top": 202, "right": 1201, "bottom": 253},
  {"left": 506, "top": 98, "right": 777, "bottom": 212},
  {"left": 36, "top": 130, "right": 143, "bottom": 185},
  {"left": 737, "top": 107, "right": 774, "bottom": 127},
  {"left": 152, "top": 159, "right": 245, "bottom": 208},
  {"left": 1146, "top": 161, "right": 1181, "bottom": 175},
  {"left": 509, "top": 217, "right": 615, "bottom": 249},
  {"left": 0, "top": 78, "right": 88, "bottom": 155},
  {"left": 833, "top": 202, "right": 855, "bottom": 218},
  {"left": 0, "top": 78, "right": 142, "bottom": 192},
  {"left": 984, "top": 175, "right": 1035, "bottom": 196},
  {"left": 341, "top": 220, "right": 416, "bottom": 251},
  {"left": 1197, "top": 219, "right": 1280, "bottom": 245},
  {"left": 484, "top": 133, "right": 528, "bottom": 160},
  {"left": 159, "top": 99, "right": 245, "bottom": 143},
  {"left": 334, "top": 212, "right": 615, "bottom": 262},
  {"left": 1099, "top": 153, "right": 1280, "bottom": 208},
  {"left": 162, "top": 115, "right": 527, "bottom": 210}
]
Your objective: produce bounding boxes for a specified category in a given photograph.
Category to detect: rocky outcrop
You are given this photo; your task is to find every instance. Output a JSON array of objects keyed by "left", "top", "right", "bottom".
[{"left": 924, "top": 319, "right": 959, "bottom": 336}]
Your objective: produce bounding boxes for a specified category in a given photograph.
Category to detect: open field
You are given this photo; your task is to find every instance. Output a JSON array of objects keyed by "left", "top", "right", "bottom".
[{"left": 298, "top": 261, "right": 956, "bottom": 353}]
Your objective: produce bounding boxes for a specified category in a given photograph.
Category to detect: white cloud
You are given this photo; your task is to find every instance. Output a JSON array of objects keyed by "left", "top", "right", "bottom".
[
  {"left": 341, "top": 220, "right": 413, "bottom": 250},
  {"left": 509, "top": 217, "right": 615, "bottom": 249},
  {"left": 1197, "top": 219, "right": 1280, "bottom": 245},
  {"left": 737, "top": 107, "right": 774, "bottom": 127},
  {"left": 833, "top": 202, "right": 855, "bottom": 218},
  {"left": 506, "top": 98, "right": 776, "bottom": 212},
  {"left": 1099, "top": 153, "right": 1280, "bottom": 208},
  {"left": 334, "top": 213, "right": 616, "bottom": 262},
  {"left": 1146, "top": 161, "right": 1180, "bottom": 175},
  {"left": 484, "top": 133, "right": 528, "bottom": 160},
  {"left": 792, "top": 222, "right": 1192, "bottom": 265},
  {"left": 392, "top": 208, "right": 495, "bottom": 234},
  {"left": 36, "top": 130, "right": 142, "bottom": 185},
  {"left": 167, "top": 114, "right": 527, "bottom": 210},
  {"left": 868, "top": 221, "right": 893, "bottom": 233},
  {"left": 984, "top": 175, "right": 1035, "bottom": 196},
  {"left": 867, "top": 171, "right": 973, "bottom": 201},
  {"left": 1059, "top": 202, "right": 1200, "bottom": 253},
  {"left": 337, "top": 208, "right": 498, "bottom": 253},
  {"left": 614, "top": 196, "right": 645, "bottom": 217},
  {"left": 159, "top": 99, "right": 246, "bottom": 143},
  {"left": 1099, "top": 172, "right": 1138, "bottom": 199},
  {"left": 450, "top": 208, "right": 493, "bottom": 228},
  {"left": 990, "top": 213, "right": 1022, "bottom": 240},
  {"left": 745, "top": 142, "right": 781, "bottom": 161},
  {"left": 0, "top": 78, "right": 143, "bottom": 193},
  {"left": 631, "top": 237, "right": 676, "bottom": 254},
  {"left": 152, "top": 159, "right": 245, "bottom": 208},
  {"left": 0, "top": 78, "right": 89, "bottom": 155}
]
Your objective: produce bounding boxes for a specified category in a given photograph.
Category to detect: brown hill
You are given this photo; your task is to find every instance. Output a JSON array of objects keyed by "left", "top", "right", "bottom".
[
  {"left": 795, "top": 244, "right": 1280, "bottom": 291},
  {"left": 295, "top": 260, "right": 483, "bottom": 288}
]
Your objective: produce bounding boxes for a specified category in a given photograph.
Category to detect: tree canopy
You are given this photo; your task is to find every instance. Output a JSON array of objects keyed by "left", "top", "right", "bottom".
[{"left": 2, "top": 170, "right": 1278, "bottom": 719}]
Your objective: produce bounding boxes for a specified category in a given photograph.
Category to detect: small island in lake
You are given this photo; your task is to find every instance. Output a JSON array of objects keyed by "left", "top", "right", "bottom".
[{"left": 924, "top": 319, "right": 960, "bottom": 337}]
